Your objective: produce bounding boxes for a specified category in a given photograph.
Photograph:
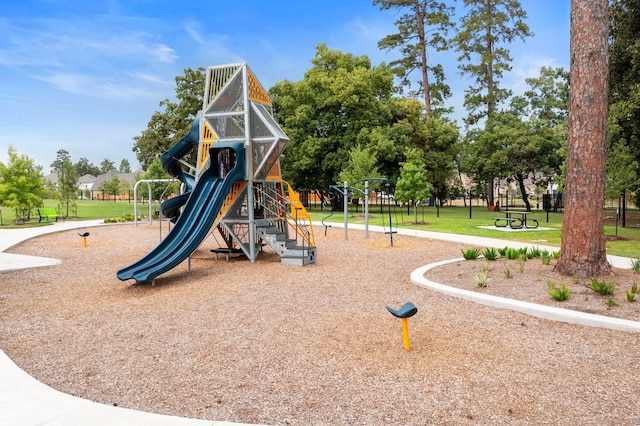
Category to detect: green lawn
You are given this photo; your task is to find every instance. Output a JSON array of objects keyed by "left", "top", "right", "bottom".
[
  {"left": 0, "top": 199, "right": 153, "bottom": 226},
  {"left": 48, "top": 199, "right": 154, "bottom": 221},
  {"left": 2, "top": 199, "right": 639, "bottom": 259},
  {"left": 310, "top": 203, "right": 640, "bottom": 259}
]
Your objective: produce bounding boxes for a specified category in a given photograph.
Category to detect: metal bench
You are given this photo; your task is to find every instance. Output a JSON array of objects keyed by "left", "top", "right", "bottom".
[{"left": 38, "top": 208, "right": 59, "bottom": 223}]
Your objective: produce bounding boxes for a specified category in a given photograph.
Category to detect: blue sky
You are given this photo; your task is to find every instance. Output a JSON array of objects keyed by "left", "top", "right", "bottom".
[{"left": 0, "top": 0, "right": 569, "bottom": 174}]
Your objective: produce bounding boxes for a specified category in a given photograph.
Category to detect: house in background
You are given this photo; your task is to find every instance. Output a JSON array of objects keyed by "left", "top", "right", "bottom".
[
  {"left": 42, "top": 169, "right": 143, "bottom": 200},
  {"left": 43, "top": 173, "right": 58, "bottom": 189},
  {"left": 78, "top": 174, "right": 96, "bottom": 199},
  {"left": 91, "top": 169, "right": 142, "bottom": 200}
]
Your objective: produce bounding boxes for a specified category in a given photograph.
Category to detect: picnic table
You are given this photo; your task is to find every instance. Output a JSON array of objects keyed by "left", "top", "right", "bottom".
[{"left": 494, "top": 210, "right": 539, "bottom": 229}]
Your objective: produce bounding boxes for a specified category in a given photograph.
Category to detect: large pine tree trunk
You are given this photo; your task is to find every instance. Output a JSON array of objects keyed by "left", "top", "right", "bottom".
[{"left": 555, "top": 0, "right": 612, "bottom": 278}]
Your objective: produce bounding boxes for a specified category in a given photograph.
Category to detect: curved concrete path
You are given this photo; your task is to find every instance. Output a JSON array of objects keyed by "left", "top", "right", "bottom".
[
  {"left": 0, "top": 220, "right": 637, "bottom": 424},
  {"left": 411, "top": 258, "right": 640, "bottom": 333},
  {"left": 0, "top": 220, "right": 259, "bottom": 425}
]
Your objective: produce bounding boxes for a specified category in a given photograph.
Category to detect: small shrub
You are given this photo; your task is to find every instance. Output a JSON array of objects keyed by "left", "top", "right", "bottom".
[
  {"left": 552, "top": 250, "right": 560, "bottom": 259},
  {"left": 626, "top": 282, "right": 638, "bottom": 302},
  {"left": 631, "top": 258, "right": 640, "bottom": 273},
  {"left": 606, "top": 298, "right": 619, "bottom": 307},
  {"left": 474, "top": 272, "right": 490, "bottom": 287},
  {"left": 482, "top": 247, "right": 498, "bottom": 261},
  {"left": 626, "top": 290, "right": 636, "bottom": 303},
  {"left": 541, "top": 254, "right": 552, "bottom": 265},
  {"left": 517, "top": 256, "right": 526, "bottom": 273},
  {"left": 461, "top": 248, "right": 482, "bottom": 260},
  {"left": 572, "top": 276, "right": 580, "bottom": 285},
  {"left": 498, "top": 247, "right": 508, "bottom": 256},
  {"left": 527, "top": 246, "right": 541, "bottom": 259},
  {"left": 505, "top": 247, "right": 520, "bottom": 259},
  {"left": 589, "top": 278, "right": 615, "bottom": 296},
  {"left": 547, "top": 280, "right": 572, "bottom": 301},
  {"left": 479, "top": 261, "right": 493, "bottom": 273},
  {"left": 504, "top": 264, "right": 513, "bottom": 279},
  {"left": 104, "top": 214, "right": 139, "bottom": 223}
]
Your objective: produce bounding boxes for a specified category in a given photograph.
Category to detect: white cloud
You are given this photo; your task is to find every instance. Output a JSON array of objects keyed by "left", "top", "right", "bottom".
[
  {"left": 507, "top": 55, "right": 565, "bottom": 96},
  {"left": 185, "top": 24, "right": 204, "bottom": 45},
  {"left": 129, "top": 72, "right": 172, "bottom": 86},
  {"left": 0, "top": 16, "right": 178, "bottom": 71},
  {"left": 31, "top": 71, "right": 166, "bottom": 100}
]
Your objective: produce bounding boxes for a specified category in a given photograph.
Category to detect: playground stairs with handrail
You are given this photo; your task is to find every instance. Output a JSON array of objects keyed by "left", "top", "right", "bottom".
[
  {"left": 254, "top": 181, "right": 316, "bottom": 265},
  {"left": 211, "top": 179, "right": 317, "bottom": 266},
  {"left": 256, "top": 221, "right": 316, "bottom": 265}
]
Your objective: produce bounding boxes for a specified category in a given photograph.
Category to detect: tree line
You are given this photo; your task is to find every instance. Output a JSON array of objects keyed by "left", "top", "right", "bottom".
[
  {"left": 130, "top": 0, "right": 636, "bottom": 277},
  {"left": 1, "top": 0, "right": 635, "bottom": 277},
  {"left": 131, "top": 0, "right": 638, "bottom": 210},
  {"left": 0, "top": 146, "right": 148, "bottom": 222}
]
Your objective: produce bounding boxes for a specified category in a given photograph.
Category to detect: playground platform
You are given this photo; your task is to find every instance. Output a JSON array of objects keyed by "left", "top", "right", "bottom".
[{"left": 0, "top": 221, "right": 636, "bottom": 424}]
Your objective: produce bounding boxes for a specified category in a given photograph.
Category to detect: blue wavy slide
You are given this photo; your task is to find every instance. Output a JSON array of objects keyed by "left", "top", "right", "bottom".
[
  {"left": 160, "top": 119, "right": 198, "bottom": 222},
  {"left": 117, "top": 142, "right": 245, "bottom": 284}
]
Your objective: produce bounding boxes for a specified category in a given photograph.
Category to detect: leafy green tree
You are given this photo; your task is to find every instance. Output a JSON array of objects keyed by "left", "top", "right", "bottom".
[
  {"left": 119, "top": 159, "right": 131, "bottom": 173},
  {"left": 50, "top": 149, "right": 70, "bottom": 175},
  {"left": 120, "top": 178, "right": 132, "bottom": 197},
  {"left": 606, "top": 139, "right": 640, "bottom": 202},
  {"left": 355, "top": 97, "right": 431, "bottom": 188},
  {"left": 394, "top": 148, "right": 433, "bottom": 223},
  {"left": 75, "top": 157, "right": 100, "bottom": 176},
  {"left": 0, "top": 146, "right": 46, "bottom": 223},
  {"left": 57, "top": 157, "right": 79, "bottom": 218},
  {"left": 609, "top": 0, "right": 640, "bottom": 208},
  {"left": 51, "top": 150, "right": 79, "bottom": 218},
  {"left": 523, "top": 66, "right": 570, "bottom": 127},
  {"left": 133, "top": 67, "right": 205, "bottom": 169},
  {"left": 465, "top": 108, "right": 563, "bottom": 211},
  {"left": 139, "top": 157, "right": 177, "bottom": 201},
  {"left": 338, "top": 145, "right": 382, "bottom": 208},
  {"left": 420, "top": 117, "right": 459, "bottom": 201},
  {"left": 453, "top": 0, "right": 533, "bottom": 126},
  {"left": 99, "top": 159, "right": 115, "bottom": 174},
  {"left": 99, "top": 175, "right": 121, "bottom": 198},
  {"left": 375, "top": 0, "right": 456, "bottom": 118},
  {"left": 460, "top": 65, "right": 567, "bottom": 210},
  {"left": 355, "top": 126, "right": 405, "bottom": 187},
  {"left": 270, "top": 44, "right": 395, "bottom": 193}
]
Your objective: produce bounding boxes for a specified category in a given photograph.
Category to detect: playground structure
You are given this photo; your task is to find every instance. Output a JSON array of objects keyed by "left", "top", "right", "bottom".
[{"left": 118, "top": 63, "right": 316, "bottom": 284}]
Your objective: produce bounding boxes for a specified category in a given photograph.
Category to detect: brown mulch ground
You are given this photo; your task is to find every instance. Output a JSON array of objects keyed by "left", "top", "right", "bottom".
[{"left": 1, "top": 222, "right": 639, "bottom": 425}]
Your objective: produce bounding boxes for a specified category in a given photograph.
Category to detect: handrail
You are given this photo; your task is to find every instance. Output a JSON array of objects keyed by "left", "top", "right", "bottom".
[
  {"left": 279, "top": 180, "right": 316, "bottom": 248},
  {"left": 256, "top": 181, "right": 315, "bottom": 248}
]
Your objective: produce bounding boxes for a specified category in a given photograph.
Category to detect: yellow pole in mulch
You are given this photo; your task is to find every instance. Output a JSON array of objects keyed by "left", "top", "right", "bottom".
[
  {"left": 401, "top": 317, "right": 410, "bottom": 351},
  {"left": 78, "top": 232, "right": 90, "bottom": 248},
  {"left": 386, "top": 302, "right": 418, "bottom": 352}
]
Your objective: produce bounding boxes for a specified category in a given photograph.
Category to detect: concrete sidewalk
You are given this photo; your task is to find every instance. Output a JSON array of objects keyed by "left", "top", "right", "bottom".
[
  {"left": 0, "top": 220, "right": 106, "bottom": 273},
  {"left": 344, "top": 223, "right": 633, "bottom": 269},
  {"left": 1, "top": 220, "right": 260, "bottom": 425}
]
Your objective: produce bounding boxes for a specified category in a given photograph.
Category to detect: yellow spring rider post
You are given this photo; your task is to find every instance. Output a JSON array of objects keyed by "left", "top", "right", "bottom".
[
  {"left": 78, "top": 232, "right": 90, "bottom": 248},
  {"left": 386, "top": 302, "right": 418, "bottom": 351}
]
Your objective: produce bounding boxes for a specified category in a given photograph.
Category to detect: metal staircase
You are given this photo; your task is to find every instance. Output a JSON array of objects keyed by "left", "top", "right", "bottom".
[
  {"left": 254, "top": 181, "right": 316, "bottom": 265},
  {"left": 256, "top": 220, "right": 316, "bottom": 265}
]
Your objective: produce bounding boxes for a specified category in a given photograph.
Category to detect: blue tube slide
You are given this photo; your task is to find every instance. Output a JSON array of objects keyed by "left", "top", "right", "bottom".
[
  {"left": 160, "top": 119, "right": 198, "bottom": 222},
  {"left": 117, "top": 142, "right": 245, "bottom": 283}
]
